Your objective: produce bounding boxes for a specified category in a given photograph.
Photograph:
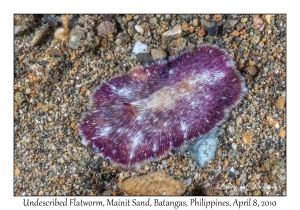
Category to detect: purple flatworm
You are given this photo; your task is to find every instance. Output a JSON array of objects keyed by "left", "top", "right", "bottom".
[{"left": 78, "top": 44, "right": 246, "bottom": 168}]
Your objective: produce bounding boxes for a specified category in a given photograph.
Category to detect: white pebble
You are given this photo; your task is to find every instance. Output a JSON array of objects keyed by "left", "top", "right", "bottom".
[
  {"left": 25, "top": 88, "right": 31, "bottom": 94},
  {"left": 186, "top": 177, "right": 192, "bottom": 186},
  {"left": 236, "top": 116, "right": 243, "bottom": 126},
  {"left": 232, "top": 143, "right": 237, "bottom": 151},
  {"left": 134, "top": 25, "right": 144, "bottom": 35},
  {"left": 132, "top": 41, "right": 148, "bottom": 55}
]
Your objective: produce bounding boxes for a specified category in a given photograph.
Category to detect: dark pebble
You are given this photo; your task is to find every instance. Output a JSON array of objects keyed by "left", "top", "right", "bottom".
[
  {"left": 236, "top": 23, "right": 244, "bottom": 31},
  {"left": 96, "top": 173, "right": 102, "bottom": 181},
  {"left": 128, "top": 21, "right": 135, "bottom": 27},
  {"left": 208, "top": 171, "right": 214, "bottom": 176},
  {"left": 98, "top": 183, "right": 105, "bottom": 192},
  {"left": 78, "top": 158, "right": 90, "bottom": 166},
  {"left": 235, "top": 37, "right": 242, "bottom": 44},
  {"left": 222, "top": 20, "right": 238, "bottom": 34},
  {"left": 180, "top": 14, "right": 192, "bottom": 21},
  {"left": 43, "top": 14, "right": 58, "bottom": 27},
  {"left": 65, "top": 61, "right": 73, "bottom": 69},
  {"left": 276, "top": 85, "right": 281, "bottom": 91},
  {"left": 136, "top": 53, "right": 153, "bottom": 65},
  {"left": 93, "top": 164, "right": 100, "bottom": 172},
  {"left": 205, "top": 24, "right": 219, "bottom": 36},
  {"left": 101, "top": 14, "right": 113, "bottom": 22},
  {"left": 116, "top": 33, "right": 131, "bottom": 45},
  {"left": 202, "top": 20, "right": 219, "bottom": 36},
  {"left": 84, "top": 183, "right": 91, "bottom": 190},
  {"left": 41, "top": 60, "right": 48, "bottom": 67},
  {"left": 58, "top": 63, "right": 65, "bottom": 69},
  {"left": 27, "top": 125, "right": 34, "bottom": 130}
]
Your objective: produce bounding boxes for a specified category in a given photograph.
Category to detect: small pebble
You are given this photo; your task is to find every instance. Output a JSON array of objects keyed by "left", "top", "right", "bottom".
[
  {"left": 163, "top": 24, "right": 182, "bottom": 37},
  {"left": 245, "top": 66, "right": 257, "bottom": 76},
  {"left": 135, "top": 25, "right": 144, "bottom": 35},
  {"left": 253, "top": 189, "right": 262, "bottom": 196},
  {"left": 69, "top": 28, "right": 84, "bottom": 49},
  {"left": 14, "top": 92, "right": 25, "bottom": 105},
  {"left": 54, "top": 28, "right": 70, "bottom": 42},
  {"left": 185, "top": 42, "right": 196, "bottom": 51},
  {"left": 232, "top": 143, "right": 237, "bottom": 151},
  {"left": 224, "top": 159, "right": 228, "bottom": 166},
  {"left": 136, "top": 53, "right": 152, "bottom": 65},
  {"left": 134, "top": 34, "right": 145, "bottom": 42},
  {"left": 31, "top": 24, "right": 50, "bottom": 46},
  {"left": 198, "top": 28, "right": 206, "bottom": 37},
  {"left": 25, "top": 88, "right": 31, "bottom": 94},
  {"left": 168, "top": 38, "right": 186, "bottom": 55},
  {"left": 15, "top": 168, "right": 21, "bottom": 176},
  {"left": 149, "top": 18, "right": 157, "bottom": 25},
  {"left": 264, "top": 14, "right": 272, "bottom": 25},
  {"left": 60, "top": 15, "right": 69, "bottom": 29},
  {"left": 253, "top": 16, "right": 264, "bottom": 29},
  {"left": 132, "top": 41, "right": 148, "bottom": 55},
  {"left": 239, "top": 173, "right": 247, "bottom": 183},
  {"left": 201, "top": 20, "right": 218, "bottom": 36},
  {"left": 213, "top": 14, "right": 222, "bottom": 22},
  {"left": 276, "top": 96, "right": 286, "bottom": 110},
  {"left": 231, "top": 30, "right": 239, "bottom": 37},
  {"left": 242, "top": 132, "right": 253, "bottom": 146},
  {"left": 186, "top": 177, "right": 192, "bottom": 186},
  {"left": 97, "top": 21, "right": 115, "bottom": 37},
  {"left": 222, "top": 20, "right": 238, "bottom": 33},
  {"left": 182, "top": 22, "right": 189, "bottom": 31},
  {"left": 162, "top": 160, "right": 168, "bottom": 166},
  {"left": 241, "top": 17, "right": 248, "bottom": 23},
  {"left": 279, "top": 130, "right": 286, "bottom": 138},
  {"left": 189, "top": 26, "right": 195, "bottom": 33},
  {"left": 192, "top": 19, "right": 199, "bottom": 27},
  {"left": 236, "top": 116, "right": 243, "bottom": 126},
  {"left": 267, "top": 116, "right": 280, "bottom": 129},
  {"left": 151, "top": 49, "right": 167, "bottom": 60}
]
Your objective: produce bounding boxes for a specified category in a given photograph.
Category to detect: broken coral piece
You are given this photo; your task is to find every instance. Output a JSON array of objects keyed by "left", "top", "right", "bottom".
[{"left": 118, "top": 170, "right": 186, "bottom": 195}]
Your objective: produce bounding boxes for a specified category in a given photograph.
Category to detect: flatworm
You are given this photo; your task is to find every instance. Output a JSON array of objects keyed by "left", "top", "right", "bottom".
[{"left": 78, "top": 44, "right": 246, "bottom": 168}]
